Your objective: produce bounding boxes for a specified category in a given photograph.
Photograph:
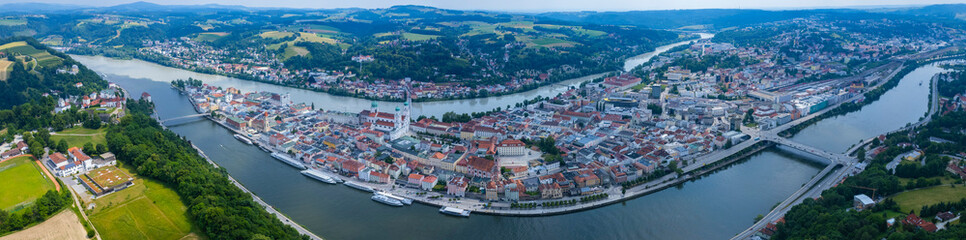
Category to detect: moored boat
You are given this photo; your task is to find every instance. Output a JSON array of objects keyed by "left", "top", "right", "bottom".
[
  {"left": 233, "top": 134, "right": 253, "bottom": 145},
  {"left": 271, "top": 152, "right": 307, "bottom": 170},
  {"left": 439, "top": 207, "right": 471, "bottom": 217},
  {"left": 344, "top": 181, "right": 375, "bottom": 192},
  {"left": 376, "top": 192, "right": 412, "bottom": 205},
  {"left": 371, "top": 194, "right": 403, "bottom": 207},
  {"left": 301, "top": 169, "right": 338, "bottom": 184}
]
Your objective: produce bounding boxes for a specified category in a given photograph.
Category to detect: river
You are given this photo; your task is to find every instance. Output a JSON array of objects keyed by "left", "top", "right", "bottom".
[
  {"left": 790, "top": 64, "right": 945, "bottom": 153},
  {"left": 72, "top": 34, "right": 712, "bottom": 119},
  {"left": 76, "top": 38, "right": 936, "bottom": 239}
]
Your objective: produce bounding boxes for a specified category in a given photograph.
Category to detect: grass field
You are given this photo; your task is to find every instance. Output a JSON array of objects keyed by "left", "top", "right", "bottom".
[
  {"left": 193, "top": 32, "right": 229, "bottom": 42},
  {"left": 89, "top": 166, "right": 198, "bottom": 240},
  {"left": 0, "top": 156, "right": 56, "bottom": 211},
  {"left": 531, "top": 38, "right": 577, "bottom": 48},
  {"left": 0, "top": 19, "right": 27, "bottom": 26},
  {"left": 892, "top": 184, "right": 966, "bottom": 214},
  {"left": 259, "top": 31, "right": 295, "bottom": 39},
  {"left": 50, "top": 127, "right": 107, "bottom": 149},
  {"left": 0, "top": 41, "right": 63, "bottom": 68},
  {"left": 282, "top": 45, "right": 309, "bottom": 59},
  {"left": 0, "top": 59, "right": 12, "bottom": 81},
  {"left": 402, "top": 32, "right": 439, "bottom": 41}
]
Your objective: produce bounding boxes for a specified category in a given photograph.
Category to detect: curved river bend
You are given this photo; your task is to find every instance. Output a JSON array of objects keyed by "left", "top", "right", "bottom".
[{"left": 75, "top": 39, "right": 940, "bottom": 240}]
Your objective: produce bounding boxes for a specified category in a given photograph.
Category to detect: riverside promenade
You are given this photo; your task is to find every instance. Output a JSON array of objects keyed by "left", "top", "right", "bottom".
[{"left": 154, "top": 99, "right": 323, "bottom": 240}]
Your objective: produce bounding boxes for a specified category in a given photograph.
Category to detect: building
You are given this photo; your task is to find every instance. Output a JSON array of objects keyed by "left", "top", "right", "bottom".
[
  {"left": 359, "top": 101, "right": 410, "bottom": 140},
  {"left": 539, "top": 183, "right": 563, "bottom": 199},
  {"left": 853, "top": 194, "right": 875, "bottom": 211},
  {"left": 902, "top": 213, "right": 938, "bottom": 232},
  {"left": 407, "top": 173, "right": 424, "bottom": 187},
  {"left": 497, "top": 139, "right": 525, "bottom": 156},
  {"left": 465, "top": 156, "right": 497, "bottom": 178},
  {"left": 485, "top": 181, "right": 499, "bottom": 201},
  {"left": 421, "top": 175, "right": 438, "bottom": 191},
  {"left": 46, "top": 152, "right": 83, "bottom": 177},
  {"left": 447, "top": 176, "right": 468, "bottom": 197}
]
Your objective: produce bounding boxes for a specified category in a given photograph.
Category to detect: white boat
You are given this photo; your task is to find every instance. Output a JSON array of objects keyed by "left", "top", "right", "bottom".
[
  {"left": 233, "top": 134, "right": 253, "bottom": 145},
  {"left": 271, "top": 152, "right": 307, "bottom": 170},
  {"left": 344, "top": 181, "right": 375, "bottom": 192},
  {"left": 376, "top": 192, "right": 412, "bottom": 205},
  {"left": 258, "top": 145, "right": 272, "bottom": 153},
  {"left": 301, "top": 170, "right": 338, "bottom": 184},
  {"left": 439, "top": 207, "right": 471, "bottom": 217},
  {"left": 371, "top": 194, "right": 403, "bottom": 207}
]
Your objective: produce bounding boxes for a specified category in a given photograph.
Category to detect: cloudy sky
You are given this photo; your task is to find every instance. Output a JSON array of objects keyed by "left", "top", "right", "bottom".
[{"left": 3, "top": 0, "right": 964, "bottom": 12}]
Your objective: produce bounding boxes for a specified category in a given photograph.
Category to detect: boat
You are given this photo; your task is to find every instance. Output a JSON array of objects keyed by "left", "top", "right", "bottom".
[
  {"left": 439, "top": 207, "right": 471, "bottom": 217},
  {"left": 271, "top": 152, "right": 307, "bottom": 170},
  {"left": 344, "top": 181, "right": 375, "bottom": 192},
  {"left": 301, "top": 169, "right": 338, "bottom": 184},
  {"left": 258, "top": 145, "right": 272, "bottom": 153},
  {"left": 371, "top": 194, "right": 404, "bottom": 207},
  {"left": 376, "top": 192, "right": 412, "bottom": 205},
  {"left": 233, "top": 134, "right": 253, "bottom": 145}
]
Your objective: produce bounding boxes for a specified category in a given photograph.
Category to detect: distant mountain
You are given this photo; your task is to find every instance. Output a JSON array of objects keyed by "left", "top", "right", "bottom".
[
  {"left": 539, "top": 9, "right": 827, "bottom": 30},
  {"left": 96, "top": 1, "right": 252, "bottom": 13},
  {"left": 873, "top": 4, "right": 966, "bottom": 20},
  {"left": 0, "top": 2, "right": 90, "bottom": 13}
]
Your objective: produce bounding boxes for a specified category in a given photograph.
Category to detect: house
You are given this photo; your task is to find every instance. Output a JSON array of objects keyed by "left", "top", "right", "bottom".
[
  {"left": 504, "top": 181, "right": 522, "bottom": 202},
  {"left": 497, "top": 139, "right": 525, "bottom": 156},
  {"left": 421, "top": 175, "right": 438, "bottom": 191},
  {"left": 46, "top": 152, "right": 83, "bottom": 177},
  {"left": 447, "top": 176, "right": 468, "bottom": 197},
  {"left": 853, "top": 194, "right": 875, "bottom": 211},
  {"left": 407, "top": 173, "right": 424, "bottom": 187},
  {"left": 539, "top": 183, "right": 563, "bottom": 199},
  {"left": 485, "top": 181, "right": 499, "bottom": 201},
  {"left": 465, "top": 156, "right": 497, "bottom": 178},
  {"left": 341, "top": 160, "right": 365, "bottom": 177},
  {"left": 370, "top": 171, "right": 391, "bottom": 184},
  {"left": 902, "top": 213, "right": 938, "bottom": 232},
  {"left": 936, "top": 212, "right": 956, "bottom": 222}
]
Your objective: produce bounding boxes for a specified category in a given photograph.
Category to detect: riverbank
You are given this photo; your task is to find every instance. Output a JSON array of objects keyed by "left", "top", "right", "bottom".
[
  {"left": 781, "top": 52, "right": 965, "bottom": 138},
  {"left": 152, "top": 96, "right": 323, "bottom": 240},
  {"left": 175, "top": 83, "right": 785, "bottom": 217}
]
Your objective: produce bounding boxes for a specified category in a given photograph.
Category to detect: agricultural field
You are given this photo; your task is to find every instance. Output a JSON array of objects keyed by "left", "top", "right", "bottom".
[
  {"left": 50, "top": 127, "right": 107, "bottom": 149},
  {"left": 0, "top": 210, "right": 88, "bottom": 240},
  {"left": 88, "top": 167, "right": 200, "bottom": 240},
  {"left": 0, "top": 19, "right": 26, "bottom": 26},
  {"left": 401, "top": 32, "right": 439, "bottom": 41},
  {"left": 192, "top": 32, "right": 229, "bottom": 42},
  {"left": 0, "top": 59, "right": 12, "bottom": 81},
  {"left": 259, "top": 31, "right": 295, "bottom": 39},
  {"left": 0, "top": 41, "right": 63, "bottom": 68},
  {"left": 892, "top": 184, "right": 966, "bottom": 214},
  {"left": 0, "top": 156, "right": 57, "bottom": 211},
  {"left": 531, "top": 38, "right": 577, "bottom": 48}
]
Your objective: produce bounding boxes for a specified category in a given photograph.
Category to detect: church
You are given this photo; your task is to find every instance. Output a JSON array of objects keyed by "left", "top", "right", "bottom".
[{"left": 359, "top": 100, "right": 411, "bottom": 141}]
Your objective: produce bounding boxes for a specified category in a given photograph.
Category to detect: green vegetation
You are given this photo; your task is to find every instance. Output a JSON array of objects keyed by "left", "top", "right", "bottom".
[
  {"left": 107, "top": 104, "right": 306, "bottom": 239},
  {"left": 0, "top": 190, "right": 72, "bottom": 236},
  {"left": 50, "top": 126, "right": 106, "bottom": 149},
  {"left": 0, "top": 19, "right": 26, "bottom": 26},
  {"left": 892, "top": 185, "right": 966, "bottom": 214},
  {"left": 193, "top": 32, "right": 229, "bottom": 42},
  {"left": 401, "top": 32, "right": 438, "bottom": 41},
  {"left": 0, "top": 156, "right": 56, "bottom": 211},
  {"left": 89, "top": 170, "right": 200, "bottom": 240}
]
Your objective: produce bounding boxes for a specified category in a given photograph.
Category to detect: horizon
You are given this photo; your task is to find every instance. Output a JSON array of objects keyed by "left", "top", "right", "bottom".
[{"left": 1, "top": 0, "right": 965, "bottom": 12}]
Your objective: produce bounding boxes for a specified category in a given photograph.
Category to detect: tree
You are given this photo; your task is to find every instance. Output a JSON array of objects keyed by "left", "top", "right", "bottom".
[
  {"left": 29, "top": 141, "right": 44, "bottom": 156},
  {"left": 83, "top": 142, "right": 94, "bottom": 153},
  {"left": 96, "top": 143, "right": 108, "bottom": 155},
  {"left": 56, "top": 139, "right": 68, "bottom": 153},
  {"left": 724, "top": 139, "right": 733, "bottom": 149}
]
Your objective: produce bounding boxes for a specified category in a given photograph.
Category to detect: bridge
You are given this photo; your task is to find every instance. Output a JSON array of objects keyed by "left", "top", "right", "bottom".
[{"left": 158, "top": 113, "right": 208, "bottom": 124}]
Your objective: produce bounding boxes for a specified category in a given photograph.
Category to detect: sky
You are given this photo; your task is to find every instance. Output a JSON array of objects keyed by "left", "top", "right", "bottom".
[{"left": 2, "top": 0, "right": 965, "bottom": 12}]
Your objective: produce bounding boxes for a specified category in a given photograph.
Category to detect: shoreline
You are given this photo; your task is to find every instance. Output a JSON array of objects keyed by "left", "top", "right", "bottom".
[
  {"left": 71, "top": 35, "right": 703, "bottom": 104},
  {"left": 174, "top": 83, "right": 781, "bottom": 216},
  {"left": 150, "top": 97, "right": 324, "bottom": 240}
]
